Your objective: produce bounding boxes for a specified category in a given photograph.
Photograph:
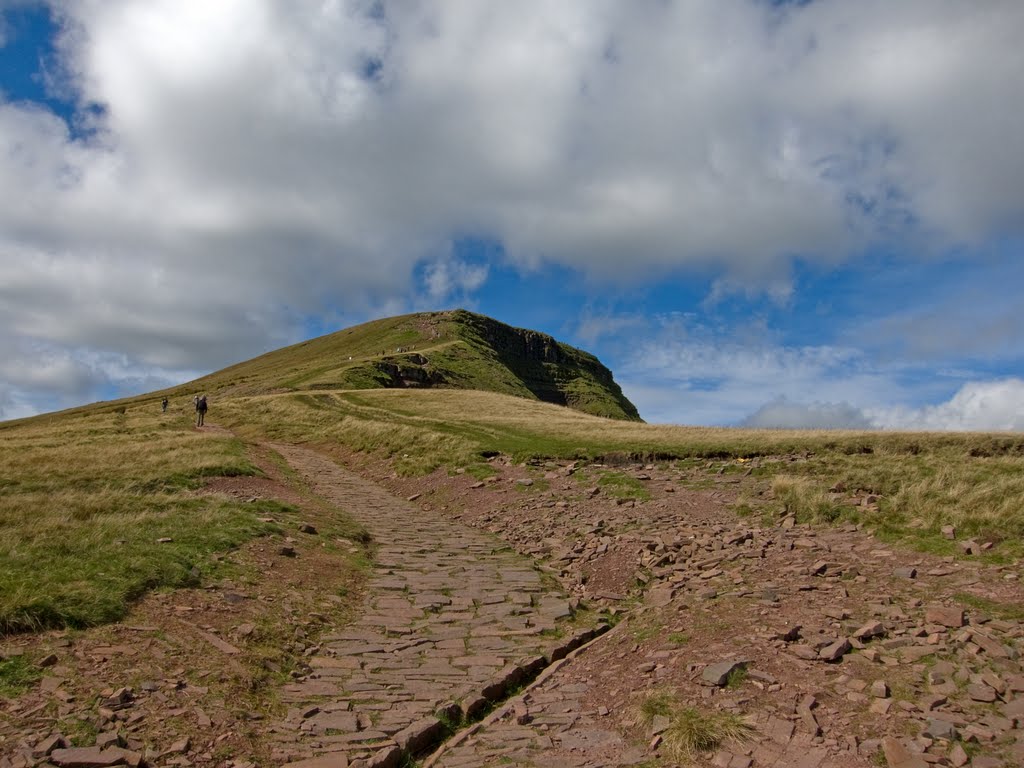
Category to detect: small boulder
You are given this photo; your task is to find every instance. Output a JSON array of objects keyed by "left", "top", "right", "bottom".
[
  {"left": 702, "top": 660, "right": 747, "bottom": 687},
  {"left": 922, "top": 719, "right": 957, "bottom": 741},
  {"left": 819, "top": 638, "right": 852, "bottom": 663},
  {"left": 853, "top": 621, "right": 886, "bottom": 641},
  {"left": 925, "top": 605, "right": 964, "bottom": 628}
]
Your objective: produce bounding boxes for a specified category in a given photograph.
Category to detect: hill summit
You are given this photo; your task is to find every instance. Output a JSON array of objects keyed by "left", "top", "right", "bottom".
[{"left": 194, "top": 309, "right": 642, "bottom": 421}]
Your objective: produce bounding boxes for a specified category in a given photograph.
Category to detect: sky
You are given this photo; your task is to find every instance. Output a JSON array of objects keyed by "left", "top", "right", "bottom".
[{"left": 1, "top": 0, "right": 1022, "bottom": 429}]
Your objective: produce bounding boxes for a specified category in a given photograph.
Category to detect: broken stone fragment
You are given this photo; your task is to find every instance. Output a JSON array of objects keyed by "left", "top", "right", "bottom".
[
  {"left": 702, "top": 660, "right": 747, "bottom": 687},
  {"left": 870, "top": 698, "right": 892, "bottom": 715},
  {"left": 948, "top": 743, "right": 969, "bottom": 767},
  {"left": 893, "top": 567, "right": 917, "bottom": 579},
  {"left": 881, "top": 737, "right": 928, "bottom": 768},
  {"left": 818, "top": 638, "right": 852, "bottom": 662},
  {"left": 650, "top": 714, "right": 671, "bottom": 735},
  {"left": 393, "top": 716, "right": 444, "bottom": 754},
  {"left": 922, "top": 719, "right": 957, "bottom": 741},
  {"left": 162, "top": 736, "right": 191, "bottom": 756},
  {"left": 101, "top": 687, "right": 134, "bottom": 710},
  {"left": 773, "top": 625, "right": 802, "bottom": 642},
  {"left": 94, "top": 732, "right": 124, "bottom": 750},
  {"left": 298, "top": 522, "right": 318, "bottom": 534},
  {"left": 789, "top": 645, "right": 819, "bottom": 660},
  {"left": 967, "top": 683, "right": 998, "bottom": 702},
  {"left": 853, "top": 621, "right": 886, "bottom": 641},
  {"left": 925, "top": 605, "right": 964, "bottom": 628},
  {"left": 278, "top": 545, "right": 297, "bottom": 557},
  {"left": 32, "top": 734, "right": 68, "bottom": 758}
]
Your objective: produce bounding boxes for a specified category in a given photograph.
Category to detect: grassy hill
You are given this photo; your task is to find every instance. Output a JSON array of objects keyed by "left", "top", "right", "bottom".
[{"left": 173, "top": 309, "right": 641, "bottom": 421}]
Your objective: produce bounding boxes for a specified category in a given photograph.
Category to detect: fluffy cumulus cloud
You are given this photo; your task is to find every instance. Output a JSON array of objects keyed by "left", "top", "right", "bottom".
[
  {"left": 2, "top": 1, "right": 1023, "bottom": 417},
  {"left": 870, "top": 379, "right": 1024, "bottom": 432},
  {"left": 741, "top": 380, "right": 1024, "bottom": 432}
]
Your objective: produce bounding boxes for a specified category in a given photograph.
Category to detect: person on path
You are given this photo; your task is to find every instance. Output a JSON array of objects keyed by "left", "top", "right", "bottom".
[
  {"left": 161, "top": 397, "right": 168, "bottom": 413},
  {"left": 196, "top": 394, "right": 208, "bottom": 427}
]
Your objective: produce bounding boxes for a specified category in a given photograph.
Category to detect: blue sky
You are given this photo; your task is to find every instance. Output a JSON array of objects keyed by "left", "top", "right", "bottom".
[{"left": 1, "top": 1, "right": 1022, "bottom": 429}]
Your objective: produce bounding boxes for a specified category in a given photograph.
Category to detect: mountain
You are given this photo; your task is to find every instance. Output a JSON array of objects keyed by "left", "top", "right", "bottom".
[{"left": 186, "top": 309, "right": 641, "bottom": 421}]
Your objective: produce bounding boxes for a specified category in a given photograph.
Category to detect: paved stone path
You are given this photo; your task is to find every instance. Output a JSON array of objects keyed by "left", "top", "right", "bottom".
[{"left": 269, "top": 446, "right": 599, "bottom": 767}]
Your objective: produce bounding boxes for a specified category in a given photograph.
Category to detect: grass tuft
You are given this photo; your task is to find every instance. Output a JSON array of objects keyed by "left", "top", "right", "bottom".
[
  {"left": 664, "top": 706, "right": 751, "bottom": 762},
  {"left": 631, "top": 689, "right": 751, "bottom": 763}
]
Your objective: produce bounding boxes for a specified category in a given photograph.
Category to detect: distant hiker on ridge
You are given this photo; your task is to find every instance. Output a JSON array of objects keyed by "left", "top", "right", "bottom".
[
  {"left": 196, "top": 394, "right": 208, "bottom": 427},
  {"left": 161, "top": 397, "right": 168, "bottom": 413}
]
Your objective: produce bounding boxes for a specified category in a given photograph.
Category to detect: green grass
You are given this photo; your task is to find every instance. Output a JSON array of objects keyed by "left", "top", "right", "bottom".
[
  {"left": 596, "top": 470, "right": 651, "bottom": 501},
  {"left": 952, "top": 592, "right": 1024, "bottom": 623},
  {"left": 631, "top": 619, "right": 664, "bottom": 643},
  {"left": 724, "top": 666, "right": 748, "bottom": 689},
  {"left": 59, "top": 717, "right": 100, "bottom": 747},
  {"left": 666, "top": 632, "right": 690, "bottom": 648},
  {"left": 0, "top": 406, "right": 284, "bottom": 632},
  {"left": 0, "top": 655, "right": 42, "bottom": 696}
]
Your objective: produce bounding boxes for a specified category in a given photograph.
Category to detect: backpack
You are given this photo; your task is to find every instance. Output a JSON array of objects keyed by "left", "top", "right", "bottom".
[{"left": 198, "top": 396, "right": 208, "bottom": 410}]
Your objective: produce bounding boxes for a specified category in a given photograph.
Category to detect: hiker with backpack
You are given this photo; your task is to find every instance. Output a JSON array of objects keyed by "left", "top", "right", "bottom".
[
  {"left": 161, "top": 397, "right": 168, "bottom": 413},
  {"left": 196, "top": 394, "right": 208, "bottom": 426}
]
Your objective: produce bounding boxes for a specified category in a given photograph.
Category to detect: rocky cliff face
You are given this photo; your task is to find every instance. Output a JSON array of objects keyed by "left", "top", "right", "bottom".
[{"left": 446, "top": 310, "right": 641, "bottom": 421}]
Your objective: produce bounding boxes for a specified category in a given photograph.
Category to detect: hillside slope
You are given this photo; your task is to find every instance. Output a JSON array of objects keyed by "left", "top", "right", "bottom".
[{"left": 183, "top": 309, "right": 642, "bottom": 421}]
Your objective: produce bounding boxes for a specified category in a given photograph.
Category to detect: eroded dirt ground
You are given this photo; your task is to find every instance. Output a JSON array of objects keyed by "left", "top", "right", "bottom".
[{"left": 3, "top": 437, "right": 1024, "bottom": 768}]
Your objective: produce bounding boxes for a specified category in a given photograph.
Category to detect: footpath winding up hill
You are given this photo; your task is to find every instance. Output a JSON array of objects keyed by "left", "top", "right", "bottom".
[{"left": 2, "top": 312, "right": 1023, "bottom": 768}]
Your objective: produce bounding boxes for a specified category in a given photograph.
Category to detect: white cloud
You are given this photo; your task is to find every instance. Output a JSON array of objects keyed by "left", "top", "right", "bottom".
[
  {"left": 736, "top": 379, "right": 1024, "bottom": 432},
  {"left": 2, "top": 1, "right": 1023, "bottom": 416},
  {"left": 742, "top": 398, "right": 873, "bottom": 430},
  {"left": 869, "top": 379, "right": 1024, "bottom": 432},
  {"left": 422, "top": 258, "right": 488, "bottom": 302}
]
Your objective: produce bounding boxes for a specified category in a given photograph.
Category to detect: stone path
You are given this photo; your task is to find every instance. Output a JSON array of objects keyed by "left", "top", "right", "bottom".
[{"left": 268, "top": 446, "right": 601, "bottom": 767}]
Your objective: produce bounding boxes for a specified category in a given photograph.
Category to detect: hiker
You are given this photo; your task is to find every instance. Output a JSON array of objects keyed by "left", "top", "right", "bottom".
[
  {"left": 161, "top": 397, "right": 168, "bottom": 413},
  {"left": 196, "top": 394, "right": 208, "bottom": 427}
]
